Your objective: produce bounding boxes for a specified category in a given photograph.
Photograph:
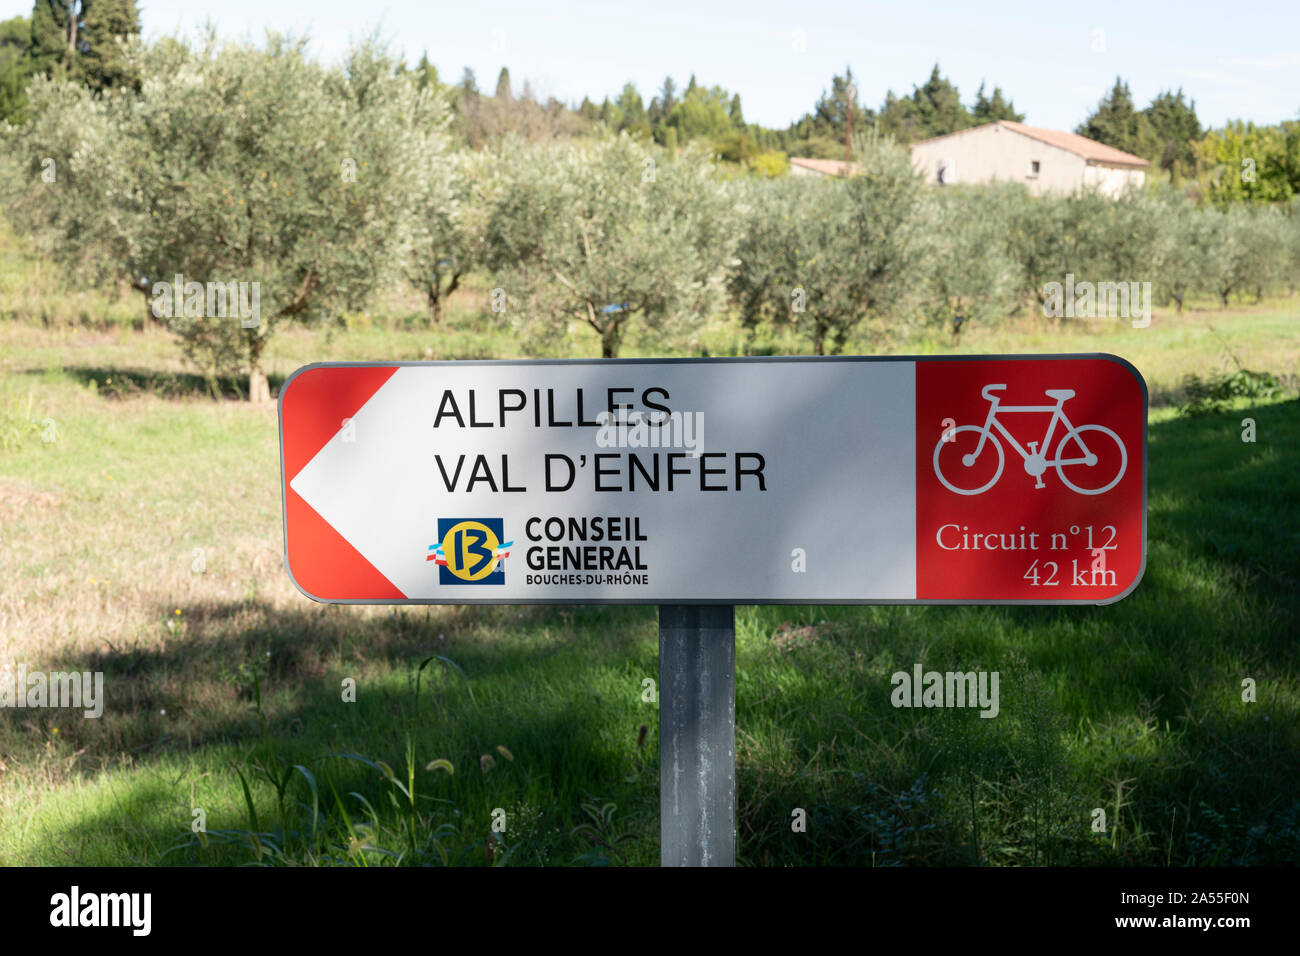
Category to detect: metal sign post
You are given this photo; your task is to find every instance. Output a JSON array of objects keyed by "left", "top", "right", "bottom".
[{"left": 659, "top": 605, "right": 735, "bottom": 867}]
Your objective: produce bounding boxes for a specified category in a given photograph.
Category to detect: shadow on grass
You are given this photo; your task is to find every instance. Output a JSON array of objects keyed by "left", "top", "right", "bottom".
[
  {"left": 739, "top": 397, "right": 1300, "bottom": 865},
  {"left": 10, "top": 399, "right": 1299, "bottom": 866},
  {"left": 2, "top": 601, "right": 659, "bottom": 865},
  {"left": 26, "top": 365, "right": 291, "bottom": 401}
]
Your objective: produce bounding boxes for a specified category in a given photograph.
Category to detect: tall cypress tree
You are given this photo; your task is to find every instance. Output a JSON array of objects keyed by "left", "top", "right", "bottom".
[
  {"left": 0, "top": 15, "right": 33, "bottom": 122},
  {"left": 494, "top": 66, "right": 512, "bottom": 102},
  {"left": 77, "top": 0, "right": 140, "bottom": 91},
  {"left": 28, "top": 0, "right": 76, "bottom": 78},
  {"left": 28, "top": 0, "right": 139, "bottom": 91}
]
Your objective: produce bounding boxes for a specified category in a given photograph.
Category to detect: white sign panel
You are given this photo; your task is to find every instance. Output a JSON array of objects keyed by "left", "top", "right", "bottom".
[{"left": 278, "top": 356, "right": 1146, "bottom": 605}]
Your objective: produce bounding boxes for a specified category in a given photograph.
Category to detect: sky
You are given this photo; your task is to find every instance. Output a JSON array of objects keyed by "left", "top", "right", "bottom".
[{"left": 5, "top": 0, "right": 1299, "bottom": 131}]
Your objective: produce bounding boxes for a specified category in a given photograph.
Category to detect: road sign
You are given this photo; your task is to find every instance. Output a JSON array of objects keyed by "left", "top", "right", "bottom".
[{"left": 278, "top": 355, "right": 1146, "bottom": 606}]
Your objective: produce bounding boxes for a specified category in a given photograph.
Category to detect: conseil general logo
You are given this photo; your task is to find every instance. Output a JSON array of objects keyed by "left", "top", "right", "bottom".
[{"left": 428, "top": 518, "right": 512, "bottom": 585}]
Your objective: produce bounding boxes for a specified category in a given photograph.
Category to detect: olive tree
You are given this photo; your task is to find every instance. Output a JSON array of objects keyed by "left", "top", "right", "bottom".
[
  {"left": 1003, "top": 188, "right": 1168, "bottom": 315},
  {"left": 1285, "top": 198, "right": 1300, "bottom": 295},
  {"left": 1093, "top": 192, "right": 1164, "bottom": 282},
  {"left": 1149, "top": 189, "right": 1215, "bottom": 312},
  {"left": 406, "top": 147, "right": 498, "bottom": 324},
  {"left": 483, "top": 135, "right": 737, "bottom": 358},
  {"left": 1239, "top": 206, "right": 1294, "bottom": 301},
  {"left": 4, "top": 33, "right": 448, "bottom": 401},
  {"left": 914, "top": 185, "right": 1022, "bottom": 341},
  {"left": 1006, "top": 191, "right": 1112, "bottom": 308},
  {"left": 1199, "top": 205, "right": 1291, "bottom": 308},
  {"left": 1001, "top": 190, "right": 1068, "bottom": 308},
  {"left": 729, "top": 132, "right": 924, "bottom": 354},
  {"left": 1, "top": 73, "right": 128, "bottom": 290}
]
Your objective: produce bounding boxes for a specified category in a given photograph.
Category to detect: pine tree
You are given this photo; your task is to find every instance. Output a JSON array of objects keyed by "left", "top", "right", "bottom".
[
  {"left": 494, "top": 66, "right": 512, "bottom": 102},
  {"left": 615, "top": 81, "right": 644, "bottom": 128},
  {"left": 458, "top": 68, "right": 482, "bottom": 148},
  {"left": 0, "top": 14, "right": 32, "bottom": 122},
  {"left": 877, "top": 89, "right": 916, "bottom": 140},
  {"left": 909, "top": 64, "right": 972, "bottom": 139},
  {"left": 76, "top": 0, "right": 140, "bottom": 91},
  {"left": 812, "top": 67, "right": 864, "bottom": 139},
  {"left": 460, "top": 67, "right": 479, "bottom": 97},
  {"left": 28, "top": 0, "right": 77, "bottom": 78},
  {"left": 875, "top": 65, "right": 973, "bottom": 142},
  {"left": 414, "top": 52, "right": 441, "bottom": 92},
  {"left": 972, "top": 81, "right": 1024, "bottom": 123},
  {"left": 1144, "top": 88, "right": 1201, "bottom": 178},
  {"left": 598, "top": 96, "right": 620, "bottom": 129},
  {"left": 28, "top": 0, "right": 140, "bottom": 91},
  {"left": 1076, "top": 77, "right": 1154, "bottom": 156},
  {"left": 659, "top": 76, "right": 677, "bottom": 114}
]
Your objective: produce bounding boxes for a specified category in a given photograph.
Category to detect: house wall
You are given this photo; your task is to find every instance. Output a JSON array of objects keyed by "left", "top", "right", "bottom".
[
  {"left": 909, "top": 125, "right": 1135, "bottom": 196},
  {"left": 1083, "top": 162, "right": 1145, "bottom": 197}
]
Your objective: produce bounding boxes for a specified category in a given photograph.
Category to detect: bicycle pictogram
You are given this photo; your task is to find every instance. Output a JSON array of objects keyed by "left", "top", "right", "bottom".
[{"left": 934, "top": 384, "right": 1127, "bottom": 496}]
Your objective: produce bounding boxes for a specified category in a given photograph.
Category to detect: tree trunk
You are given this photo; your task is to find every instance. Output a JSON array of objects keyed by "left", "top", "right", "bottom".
[
  {"left": 601, "top": 319, "right": 623, "bottom": 359},
  {"left": 428, "top": 272, "right": 461, "bottom": 326},
  {"left": 248, "top": 364, "right": 271, "bottom": 404},
  {"left": 247, "top": 333, "right": 271, "bottom": 404},
  {"left": 1174, "top": 292, "right": 1184, "bottom": 314},
  {"left": 140, "top": 286, "right": 156, "bottom": 327},
  {"left": 428, "top": 284, "right": 442, "bottom": 325}
]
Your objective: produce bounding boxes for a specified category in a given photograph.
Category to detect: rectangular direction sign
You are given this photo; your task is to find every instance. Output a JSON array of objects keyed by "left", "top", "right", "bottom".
[{"left": 278, "top": 355, "right": 1146, "bottom": 605}]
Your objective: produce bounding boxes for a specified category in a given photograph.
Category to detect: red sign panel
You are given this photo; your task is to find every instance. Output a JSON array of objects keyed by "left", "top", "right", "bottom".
[{"left": 916, "top": 358, "right": 1145, "bottom": 601}]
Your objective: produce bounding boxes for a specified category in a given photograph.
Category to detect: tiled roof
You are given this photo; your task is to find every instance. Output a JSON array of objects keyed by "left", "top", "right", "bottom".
[
  {"left": 998, "top": 121, "right": 1150, "bottom": 166},
  {"left": 912, "top": 121, "right": 1150, "bottom": 167}
]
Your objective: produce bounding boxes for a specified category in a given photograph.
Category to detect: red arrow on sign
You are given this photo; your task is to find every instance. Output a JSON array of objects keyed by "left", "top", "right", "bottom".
[{"left": 280, "top": 364, "right": 405, "bottom": 600}]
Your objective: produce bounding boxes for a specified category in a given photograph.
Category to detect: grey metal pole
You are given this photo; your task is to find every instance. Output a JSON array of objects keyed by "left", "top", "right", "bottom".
[{"left": 658, "top": 604, "right": 736, "bottom": 867}]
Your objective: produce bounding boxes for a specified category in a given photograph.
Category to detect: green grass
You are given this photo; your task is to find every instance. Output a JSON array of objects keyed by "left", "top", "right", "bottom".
[
  {"left": 1, "top": 225, "right": 1298, "bottom": 866},
  {"left": 3, "top": 608, "right": 665, "bottom": 867},
  {"left": 2, "top": 358, "right": 1295, "bottom": 865}
]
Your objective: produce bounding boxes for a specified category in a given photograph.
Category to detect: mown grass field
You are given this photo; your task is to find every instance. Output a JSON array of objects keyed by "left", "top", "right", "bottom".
[{"left": 1, "top": 246, "right": 1297, "bottom": 865}]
